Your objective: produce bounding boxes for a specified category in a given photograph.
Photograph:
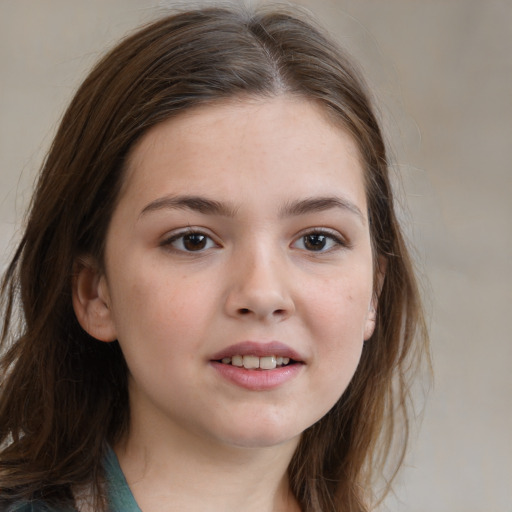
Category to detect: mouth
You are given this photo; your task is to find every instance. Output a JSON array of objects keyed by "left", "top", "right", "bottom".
[
  {"left": 210, "top": 341, "right": 305, "bottom": 371},
  {"left": 210, "top": 342, "right": 304, "bottom": 391},
  {"left": 215, "top": 355, "right": 295, "bottom": 370}
]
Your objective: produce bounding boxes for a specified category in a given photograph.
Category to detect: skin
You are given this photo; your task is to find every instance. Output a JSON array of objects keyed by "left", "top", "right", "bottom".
[{"left": 73, "top": 95, "right": 378, "bottom": 511}]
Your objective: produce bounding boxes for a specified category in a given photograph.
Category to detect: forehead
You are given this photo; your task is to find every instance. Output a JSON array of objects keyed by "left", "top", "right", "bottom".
[{"left": 120, "top": 95, "right": 366, "bottom": 212}]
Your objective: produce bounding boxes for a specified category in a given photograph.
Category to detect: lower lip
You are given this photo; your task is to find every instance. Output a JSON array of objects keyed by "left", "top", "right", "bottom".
[{"left": 210, "top": 361, "right": 303, "bottom": 391}]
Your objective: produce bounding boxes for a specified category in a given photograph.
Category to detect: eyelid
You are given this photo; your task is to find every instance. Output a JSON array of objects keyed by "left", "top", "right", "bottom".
[
  {"left": 159, "top": 227, "right": 221, "bottom": 252},
  {"left": 291, "top": 227, "right": 350, "bottom": 252}
]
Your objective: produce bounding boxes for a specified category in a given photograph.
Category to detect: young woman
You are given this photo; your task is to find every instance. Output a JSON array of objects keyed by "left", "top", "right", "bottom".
[{"left": 0, "top": 4, "right": 428, "bottom": 511}]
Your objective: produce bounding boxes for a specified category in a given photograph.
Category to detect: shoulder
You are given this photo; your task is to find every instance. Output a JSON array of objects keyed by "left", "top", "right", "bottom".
[{"left": 0, "top": 501, "right": 70, "bottom": 512}]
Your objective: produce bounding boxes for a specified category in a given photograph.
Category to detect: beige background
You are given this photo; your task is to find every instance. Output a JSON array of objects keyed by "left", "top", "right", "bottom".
[{"left": 1, "top": 1, "right": 511, "bottom": 510}]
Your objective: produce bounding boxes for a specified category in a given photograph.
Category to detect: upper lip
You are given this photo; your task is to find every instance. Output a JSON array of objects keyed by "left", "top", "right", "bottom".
[{"left": 210, "top": 341, "right": 305, "bottom": 362}]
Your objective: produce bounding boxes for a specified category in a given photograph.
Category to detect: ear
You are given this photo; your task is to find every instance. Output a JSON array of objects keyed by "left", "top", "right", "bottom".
[
  {"left": 363, "top": 301, "right": 378, "bottom": 341},
  {"left": 364, "top": 256, "right": 387, "bottom": 341},
  {"left": 72, "top": 257, "right": 117, "bottom": 342}
]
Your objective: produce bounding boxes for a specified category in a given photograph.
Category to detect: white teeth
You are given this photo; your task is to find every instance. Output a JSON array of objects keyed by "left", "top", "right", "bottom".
[
  {"left": 220, "top": 354, "right": 291, "bottom": 369},
  {"left": 259, "top": 356, "right": 277, "bottom": 370},
  {"left": 231, "top": 355, "right": 243, "bottom": 367},
  {"left": 243, "top": 355, "right": 260, "bottom": 369}
]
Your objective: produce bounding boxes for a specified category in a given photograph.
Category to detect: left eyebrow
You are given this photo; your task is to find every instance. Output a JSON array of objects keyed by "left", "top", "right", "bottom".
[{"left": 280, "top": 196, "right": 366, "bottom": 224}]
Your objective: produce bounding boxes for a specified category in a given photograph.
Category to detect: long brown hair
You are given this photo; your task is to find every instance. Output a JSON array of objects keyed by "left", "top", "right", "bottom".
[{"left": 0, "top": 5, "right": 429, "bottom": 511}]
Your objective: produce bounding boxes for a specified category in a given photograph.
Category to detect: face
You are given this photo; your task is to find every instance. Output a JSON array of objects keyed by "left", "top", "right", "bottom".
[{"left": 75, "top": 96, "right": 378, "bottom": 452}]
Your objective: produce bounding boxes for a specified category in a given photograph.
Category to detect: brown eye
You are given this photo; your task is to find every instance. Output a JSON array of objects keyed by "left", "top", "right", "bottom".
[
  {"left": 292, "top": 230, "right": 345, "bottom": 252},
  {"left": 162, "top": 231, "right": 217, "bottom": 252},
  {"left": 182, "top": 233, "right": 207, "bottom": 251},
  {"left": 303, "top": 234, "right": 327, "bottom": 251}
]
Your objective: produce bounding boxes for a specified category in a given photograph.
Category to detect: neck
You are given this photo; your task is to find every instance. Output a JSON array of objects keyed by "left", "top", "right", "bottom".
[{"left": 115, "top": 415, "right": 301, "bottom": 512}]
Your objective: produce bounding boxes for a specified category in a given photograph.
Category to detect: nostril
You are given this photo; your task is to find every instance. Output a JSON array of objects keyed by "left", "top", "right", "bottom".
[{"left": 237, "top": 308, "right": 287, "bottom": 317}]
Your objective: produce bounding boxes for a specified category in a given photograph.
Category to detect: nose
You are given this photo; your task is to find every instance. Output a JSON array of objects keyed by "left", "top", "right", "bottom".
[{"left": 224, "top": 245, "right": 295, "bottom": 322}]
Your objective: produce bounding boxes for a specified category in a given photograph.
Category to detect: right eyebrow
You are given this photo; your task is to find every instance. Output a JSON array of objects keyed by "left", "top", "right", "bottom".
[{"left": 138, "top": 194, "right": 239, "bottom": 219}]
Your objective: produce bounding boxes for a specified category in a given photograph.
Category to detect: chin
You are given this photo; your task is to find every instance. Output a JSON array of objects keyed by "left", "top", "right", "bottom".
[
  {"left": 226, "top": 431, "right": 301, "bottom": 450},
  {"left": 213, "top": 417, "right": 305, "bottom": 450}
]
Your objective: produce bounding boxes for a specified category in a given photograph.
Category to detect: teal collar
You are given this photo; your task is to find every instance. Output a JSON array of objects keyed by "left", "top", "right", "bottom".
[{"left": 104, "top": 446, "right": 142, "bottom": 512}]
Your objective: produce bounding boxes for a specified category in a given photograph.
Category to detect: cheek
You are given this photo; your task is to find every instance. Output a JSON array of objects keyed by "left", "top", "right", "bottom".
[
  {"left": 307, "top": 273, "right": 373, "bottom": 338},
  {"left": 108, "top": 266, "right": 219, "bottom": 353},
  {"left": 302, "top": 269, "right": 372, "bottom": 393}
]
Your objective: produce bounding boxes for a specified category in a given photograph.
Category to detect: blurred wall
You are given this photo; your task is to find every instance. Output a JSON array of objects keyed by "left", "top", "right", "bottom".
[{"left": 1, "top": 1, "right": 511, "bottom": 511}]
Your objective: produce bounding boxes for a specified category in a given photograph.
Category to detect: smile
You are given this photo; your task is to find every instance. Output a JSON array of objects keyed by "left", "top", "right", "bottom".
[
  {"left": 210, "top": 341, "right": 304, "bottom": 390},
  {"left": 219, "top": 355, "right": 292, "bottom": 370}
]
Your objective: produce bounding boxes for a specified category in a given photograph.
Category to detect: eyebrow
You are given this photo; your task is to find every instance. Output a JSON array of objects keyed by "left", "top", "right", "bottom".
[
  {"left": 280, "top": 196, "right": 366, "bottom": 224},
  {"left": 139, "top": 194, "right": 365, "bottom": 223},
  {"left": 139, "top": 195, "right": 239, "bottom": 218}
]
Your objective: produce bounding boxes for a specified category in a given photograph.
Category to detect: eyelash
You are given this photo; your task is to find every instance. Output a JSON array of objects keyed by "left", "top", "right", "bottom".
[
  {"left": 291, "top": 229, "right": 348, "bottom": 253},
  {"left": 160, "top": 228, "right": 348, "bottom": 254},
  {"left": 160, "top": 229, "right": 219, "bottom": 253}
]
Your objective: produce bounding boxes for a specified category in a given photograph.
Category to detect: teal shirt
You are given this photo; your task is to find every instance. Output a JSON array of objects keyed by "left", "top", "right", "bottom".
[
  {"left": 2, "top": 447, "right": 141, "bottom": 512},
  {"left": 103, "top": 446, "right": 141, "bottom": 512}
]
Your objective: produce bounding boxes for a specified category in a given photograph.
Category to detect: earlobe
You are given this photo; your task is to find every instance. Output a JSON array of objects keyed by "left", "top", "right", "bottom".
[
  {"left": 363, "top": 303, "right": 377, "bottom": 341},
  {"left": 72, "top": 257, "right": 117, "bottom": 342},
  {"left": 364, "top": 256, "right": 386, "bottom": 341}
]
